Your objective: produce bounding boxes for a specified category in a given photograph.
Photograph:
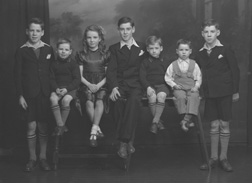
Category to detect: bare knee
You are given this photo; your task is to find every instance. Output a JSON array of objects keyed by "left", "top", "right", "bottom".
[
  {"left": 210, "top": 120, "right": 220, "bottom": 132},
  {"left": 50, "top": 92, "right": 59, "bottom": 106},
  {"left": 95, "top": 99, "right": 103, "bottom": 107},
  {"left": 157, "top": 92, "right": 167, "bottom": 102},
  {"left": 61, "top": 95, "right": 73, "bottom": 107},
  {"left": 86, "top": 100, "right": 94, "bottom": 109},
  {"left": 219, "top": 120, "right": 230, "bottom": 133},
  {"left": 27, "top": 121, "right": 37, "bottom": 135},
  {"left": 148, "top": 94, "right": 157, "bottom": 103}
]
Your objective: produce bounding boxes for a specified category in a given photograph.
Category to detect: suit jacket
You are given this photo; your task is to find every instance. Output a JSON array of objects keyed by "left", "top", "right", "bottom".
[
  {"left": 196, "top": 44, "right": 240, "bottom": 98},
  {"left": 15, "top": 44, "right": 54, "bottom": 98},
  {"left": 106, "top": 41, "right": 146, "bottom": 90}
]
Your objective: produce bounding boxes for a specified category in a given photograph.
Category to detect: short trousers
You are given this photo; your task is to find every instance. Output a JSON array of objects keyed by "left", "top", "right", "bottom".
[
  {"left": 149, "top": 84, "right": 170, "bottom": 96},
  {"left": 24, "top": 92, "right": 50, "bottom": 123},
  {"left": 204, "top": 95, "right": 233, "bottom": 122}
]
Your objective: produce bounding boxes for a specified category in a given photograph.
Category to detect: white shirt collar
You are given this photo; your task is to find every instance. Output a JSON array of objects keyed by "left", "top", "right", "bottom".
[
  {"left": 21, "top": 41, "right": 48, "bottom": 49},
  {"left": 199, "top": 39, "right": 223, "bottom": 51},
  {"left": 120, "top": 38, "right": 139, "bottom": 49},
  {"left": 178, "top": 58, "right": 190, "bottom": 63}
]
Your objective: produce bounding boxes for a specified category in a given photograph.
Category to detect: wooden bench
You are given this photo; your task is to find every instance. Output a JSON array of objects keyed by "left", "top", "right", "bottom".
[{"left": 52, "top": 96, "right": 210, "bottom": 171}]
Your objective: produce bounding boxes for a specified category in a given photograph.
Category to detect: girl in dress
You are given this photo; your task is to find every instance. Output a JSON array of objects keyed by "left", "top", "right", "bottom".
[{"left": 76, "top": 25, "right": 109, "bottom": 147}]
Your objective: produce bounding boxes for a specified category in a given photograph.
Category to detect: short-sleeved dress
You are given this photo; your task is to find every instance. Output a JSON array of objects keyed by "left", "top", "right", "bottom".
[{"left": 76, "top": 49, "right": 109, "bottom": 102}]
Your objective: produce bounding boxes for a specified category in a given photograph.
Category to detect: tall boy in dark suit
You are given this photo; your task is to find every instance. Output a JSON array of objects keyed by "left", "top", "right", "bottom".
[
  {"left": 196, "top": 19, "right": 240, "bottom": 172},
  {"left": 15, "top": 18, "right": 54, "bottom": 171},
  {"left": 107, "top": 17, "right": 146, "bottom": 159}
]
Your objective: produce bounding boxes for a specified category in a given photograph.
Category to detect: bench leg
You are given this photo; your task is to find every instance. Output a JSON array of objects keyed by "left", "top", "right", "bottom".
[
  {"left": 52, "top": 135, "right": 61, "bottom": 170},
  {"left": 196, "top": 114, "right": 210, "bottom": 169},
  {"left": 123, "top": 154, "right": 132, "bottom": 171}
]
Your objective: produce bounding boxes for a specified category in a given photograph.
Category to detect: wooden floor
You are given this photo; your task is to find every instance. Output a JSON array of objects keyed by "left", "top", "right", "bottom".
[{"left": 0, "top": 144, "right": 252, "bottom": 183}]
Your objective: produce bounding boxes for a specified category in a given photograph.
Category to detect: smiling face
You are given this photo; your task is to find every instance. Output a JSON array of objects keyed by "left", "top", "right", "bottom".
[
  {"left": 176, "top": 43, "right": 192, "bottom": 60},
  {"left": 201, "top": 25, "right": 220, "bottom": 47},
  {"left": 147, "top": 43, "right": 163, "bottom": 58},
  {"left": 26, "top": 23, "right": 44, "bottom": 45},
  {"left": 118, "top": 22, "right": 135, "bottom": 43},
  {"left": 57, "top": 43, "right": 72, "bottom": 60},
  {"left": 86, "top": 30, "right": 101, "bottom": 51}
]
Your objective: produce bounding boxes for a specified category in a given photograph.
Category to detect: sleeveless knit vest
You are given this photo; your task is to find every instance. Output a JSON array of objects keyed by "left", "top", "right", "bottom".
[{"left": 172, "top": 60, "right": 196, "bottom": 90}]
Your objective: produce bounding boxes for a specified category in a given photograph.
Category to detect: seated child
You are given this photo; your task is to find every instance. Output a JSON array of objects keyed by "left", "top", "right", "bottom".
[
  {"left": 76, "top": 25, "right": 109, "bottom": 147},
  {"left": 50, "top": 38, "right": 81, "bottom": 135},
  {"left": 140, "top": 35, "right": 170, "bottom": 134},
  {"left": 165, "top": 39, "right": 202, "bottom": 131}
]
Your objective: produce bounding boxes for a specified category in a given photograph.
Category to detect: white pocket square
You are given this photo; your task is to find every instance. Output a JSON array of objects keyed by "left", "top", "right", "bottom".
[
  {"left": 218, "top": 54, "right": 223, "bottom": 59},
  {"left": 46, "top": 54, "right": 51, "bottom": 59},
  {"left": 139, "top": 50, "right": 144, "bottom": 56}
]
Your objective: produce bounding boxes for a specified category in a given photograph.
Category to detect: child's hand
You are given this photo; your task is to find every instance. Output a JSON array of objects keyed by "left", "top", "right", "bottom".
[
  {"left": 147, "top": 87, "right": 155, "bottom": 97},
  {"left": 232, "top": 93, "right": 239, "bottom": 102},
  {"left": 110, "top": 87, "right": 121, "bottom": 101},
  {"left": 56, "top": 88, "right": 61, "bottom": 95},
  {"left": 19, "top": 95, "right": 28, "bottom": 110},
  {"left": 173, "top": 84, "right": 182, "bottom": 90},
  {"left": 191, "top": 86, "right": 198, "bottom": 92},
  {"left": 88, "top": 83, "right": 98, "bottom": 93},
  {"left": 59, "top": 88, "right": 67, "bottom": 96}
]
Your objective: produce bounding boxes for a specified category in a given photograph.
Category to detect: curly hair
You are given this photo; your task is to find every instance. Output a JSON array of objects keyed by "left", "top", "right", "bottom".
[{"left": 82, "top": 24, "right": 106, "bottom": 55}]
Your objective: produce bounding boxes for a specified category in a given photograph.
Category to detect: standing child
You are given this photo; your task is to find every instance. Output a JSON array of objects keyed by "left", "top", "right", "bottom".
[
  {"left": 15, "top": 18, "right": 54, "bottom": 171},
  {"left": 76, "top": 25, "right": 109, "bottom": 147},
  {"left": 140, "top": 35, "right": 170, "bottom": 134},
  {"left": 50, "top": 38, "right": 81, "bottom": 136},
  {"left": 165, "top": 39, "right": 202, "bottom": 132},
  {"left": 196, "top": 20, "right": 240, "bottom": 172}
]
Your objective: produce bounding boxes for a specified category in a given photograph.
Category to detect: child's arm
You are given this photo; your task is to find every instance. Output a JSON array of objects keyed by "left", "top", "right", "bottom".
[
  {"left": 15, "top": 49, "right": 28, "bottom": 110},
  {"left": 225, "top": 46, "right": 240, "bottom": 101},
  {"left": 65, "top": 61, "right": 81, "bottom": 93},
  {"left": 191, "top": 63, "right": 202, "bottom": 92},
  {"left": 164, "top": 63, "right": 181, "bottom": 89},
  {"left": 79, "top": 65, "right": 97, "bottom": 93}
]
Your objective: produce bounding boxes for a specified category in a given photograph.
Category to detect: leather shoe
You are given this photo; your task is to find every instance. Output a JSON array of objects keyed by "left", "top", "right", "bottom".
[
  {"left": 150, "top": 123, "right": 158, "bottom": 134},
  {"left": 219, "top": 159, "right": 233, "bottom": 172},
  {"left": 200, "top": 158, "right": 218, "bottom": 170},
  {"left": 39, "top": 159, "right": 51, "bottom": 171},
  {"left": 97, "top": 131, "right": 104, "bottom": 138},
  {"left": 90, "top": 135, "right": 98, "bottom": 147},
  {"left": 157, "top": 120, "right": 165, "bottom": 130},
  {"left": 24, "top": 159, "right": 37, "bottom": 172},
  {"left": 127, "top": 141, "right": 135, "bottom": 154},
  {"left": 118, "top": 142, "right": 128, "bottom": 159}
]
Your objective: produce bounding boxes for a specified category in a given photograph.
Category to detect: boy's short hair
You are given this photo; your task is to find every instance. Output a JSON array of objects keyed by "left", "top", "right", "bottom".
[
  {"left": 117, "top": 17, "right": 135, "bottom": 28},
  {"left": 27, "top": 17, "right": 44, "bottom": 30},
  {"left": 201, "top": 19, "right": 220, "bottom": 30},
  {"left": 176, "top": 39, "right": 192, "bottom": 49},
  {"left": 56, "top": 38, "right": 72, "bottom": 49},
  {"left": 146, "top": 35, "right": 163, "bottom": 47}
]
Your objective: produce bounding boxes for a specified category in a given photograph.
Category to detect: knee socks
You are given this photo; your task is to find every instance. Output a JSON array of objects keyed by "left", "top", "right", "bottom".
[
  {"left": 153, "top": 102, "right": 165, "bottom": 123},
  {"left": 61, "top": 106, "right": 70, "bottom": 125},
  {"left": 210, "top": 130, "right": 219, "bottom": 160},
  {"left": 220, "top": 131, "right": 230, "bottom": 160},
  {"left": 51, "top": 105, "right": 63, "bottom": 126},
  {"left": 38, "top": 132, "right": 48, "bottom": 160},
  {"left": 148, "top": 102, "right": 156, "bottom": 117},
  {"left": 27, "top": 134, "right": 37, "bottom": 160}
]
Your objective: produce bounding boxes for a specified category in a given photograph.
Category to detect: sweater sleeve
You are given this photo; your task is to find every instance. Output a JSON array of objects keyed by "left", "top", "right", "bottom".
[
  {"left": 14, "top": 48, "right": 23, "bottom": 97},
  {"left": 66, "top": 61, "right": 81, "bottom": 92},
  {"left": 225, "top": 46, "right": 240, "bottom": 94},
  {"left": 106, "top": 46, "right": 118, "bottom": 90},
  {"left": 49, "top": 63, "right": 58, "bottom": 92},
  {"left": 139, "top": 59, "right": 150, "bottom": 90}
]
